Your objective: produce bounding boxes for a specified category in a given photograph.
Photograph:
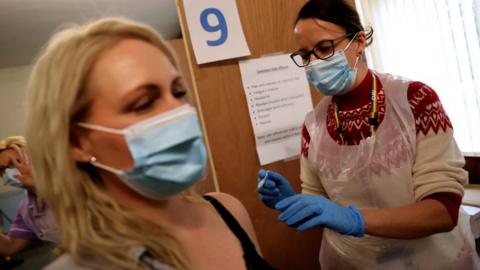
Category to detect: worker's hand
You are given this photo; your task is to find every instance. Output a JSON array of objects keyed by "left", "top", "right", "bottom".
[
  {"left": 275, "top": 194, "right": 364, "bottom": 237},
  {"left": 257, "top": 169, "right": 295, "bottom": 209}
]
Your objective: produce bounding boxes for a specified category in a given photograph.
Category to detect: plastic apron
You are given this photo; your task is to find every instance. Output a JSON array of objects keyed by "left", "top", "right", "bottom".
[{"left": 304, "top": 72, "right": 480, "bottom": 270}]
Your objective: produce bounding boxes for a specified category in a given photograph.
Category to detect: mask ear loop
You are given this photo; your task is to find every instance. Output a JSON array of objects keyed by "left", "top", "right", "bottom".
[
  {"left": 89, "top": 156, "right": 125, "bottom": 175},
  {"left": 345, "top": 32, "right": 362, "bottom": 69},
  {"left": 353, "top": 54, "right": 361, "bottom": 69},
  {"left": 76, "top": 123, "right": 125, "bottom": 135},
  {"left": 344, "top": 32, "right": 360, "bottom": 51}
]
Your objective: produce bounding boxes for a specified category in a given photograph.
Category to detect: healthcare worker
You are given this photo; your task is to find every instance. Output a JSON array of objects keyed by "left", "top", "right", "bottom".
[
  {"left": 0, "top": 136, "right": 59, "bottom": 257},
  {"left": 257, "top": 0, "right": 480, "bottom": 269},
  {"left": 26, "top": 18, "right": 274, "bottom": 270}
]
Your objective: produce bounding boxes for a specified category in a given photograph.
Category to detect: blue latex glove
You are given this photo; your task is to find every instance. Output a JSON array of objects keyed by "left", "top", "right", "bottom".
[
  {"left": 275, "top": 194, "right": 365, "bottom": 237},
  {"left": 257, "top": 169, "right": 295, "bottom": 209}
]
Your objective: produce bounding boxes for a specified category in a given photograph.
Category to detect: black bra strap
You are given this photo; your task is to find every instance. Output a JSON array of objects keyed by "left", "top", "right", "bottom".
[
  {"left": 203, "top": 195, "right": 276, "bottom": 270},
  {"left": 203, "top": 195, "right": 256, "bottom": 250}
]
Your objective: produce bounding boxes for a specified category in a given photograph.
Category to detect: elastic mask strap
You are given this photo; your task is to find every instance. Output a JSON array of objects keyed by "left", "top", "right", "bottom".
[
  {"left": 353, "top": 55, "right": 360, "bottom": 69},
  {"left": 344, "top": 32, "right": 360, "bottom": 51},
  {"left": 76, "top": 104, "right": 194, "bottom": 136},
  {"left": 76, "top": 122, "right": 125, "bottom": 135},
  {"left": 90, "top": 156, "right": 125, "bottom": 175},
  {"left": 345, "top": 32, "right": 361, "bottom": 69}
]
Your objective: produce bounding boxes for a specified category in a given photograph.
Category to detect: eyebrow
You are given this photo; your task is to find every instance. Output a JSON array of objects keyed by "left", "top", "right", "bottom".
[
  {"left": 302, "top": 33, "right": 353, "bottom": 52},
  {"left": 134, "top": 74, "right": 182, "bottom": 91},
  {"left": 122, "top": 84, "right": 155, "bottom": 102},
  {"left": 170, "top": 75, "right": 183, "bottom": 86},
  {"left": 296, "top": 39, "right": 331, "bottom": 53},
  {"left": 122, "top": 74, "right": 183, "bottom": 101}
]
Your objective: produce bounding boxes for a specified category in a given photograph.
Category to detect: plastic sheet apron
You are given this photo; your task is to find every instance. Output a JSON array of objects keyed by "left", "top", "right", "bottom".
[{"left": 304, "top": 72, "right": 480, "bottom": 270}]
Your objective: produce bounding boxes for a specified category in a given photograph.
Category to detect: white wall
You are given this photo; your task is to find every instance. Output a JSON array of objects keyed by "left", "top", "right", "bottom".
[{"left": 0, "top": 65, "right": 32, "bottom": 139}]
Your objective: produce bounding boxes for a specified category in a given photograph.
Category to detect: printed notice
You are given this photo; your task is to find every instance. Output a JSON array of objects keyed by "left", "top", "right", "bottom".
[{"left": 239, "top": 54, "right": 313, "bottom": 165}]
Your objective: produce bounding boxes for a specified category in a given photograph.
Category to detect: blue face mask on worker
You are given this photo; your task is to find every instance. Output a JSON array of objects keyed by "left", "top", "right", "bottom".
[
  {"left": 2, "top": 167, "right": 25, "bottom": 188},
  {"left": 305, "top": 35, "right": 360, "bottom": 96},
  {"left": 77, "top": 104, "right": 207, "bottom": 200}
]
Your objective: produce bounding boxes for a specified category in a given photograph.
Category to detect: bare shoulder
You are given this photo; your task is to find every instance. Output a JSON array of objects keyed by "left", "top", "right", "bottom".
[
  {"left": 205, "top": 192, "right": 250, "bottom": 222},
  {"left": 205, "top": 192, "right": 261, "bottom": 252}
]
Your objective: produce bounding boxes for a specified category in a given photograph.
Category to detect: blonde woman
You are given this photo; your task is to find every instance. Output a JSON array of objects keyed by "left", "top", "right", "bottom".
[
  {"left": 0, "top": 136, "right": 59, "bottom": 257},
  {"left": 26, "top": 18, "right": 274, "bottom": 270}
]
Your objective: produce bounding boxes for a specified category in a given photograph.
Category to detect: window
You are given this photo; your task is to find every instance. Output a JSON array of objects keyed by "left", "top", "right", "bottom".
[{"left": 355, "top": 0, "right": 480, "bottom": 156}]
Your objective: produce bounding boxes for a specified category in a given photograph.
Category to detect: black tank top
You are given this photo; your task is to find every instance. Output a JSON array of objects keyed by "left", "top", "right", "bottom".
[{"left": 203, "top": 195, "right": 276, "bottom": 270}]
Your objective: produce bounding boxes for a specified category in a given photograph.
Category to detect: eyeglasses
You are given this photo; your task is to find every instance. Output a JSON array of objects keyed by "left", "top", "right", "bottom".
[{"left": 290, "top": 33, "right": 355, "bottom": 67}]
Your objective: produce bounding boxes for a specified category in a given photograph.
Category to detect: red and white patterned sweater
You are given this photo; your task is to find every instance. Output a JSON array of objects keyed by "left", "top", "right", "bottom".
[{"left": 300, "top": 70, "right": 467, "bottom": 224}]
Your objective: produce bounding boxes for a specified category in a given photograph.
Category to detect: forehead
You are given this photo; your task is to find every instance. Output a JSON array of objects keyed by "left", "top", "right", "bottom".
[
  {"left": 294, "top": 18, "right": 346, "bottom": 49},
  {"left": 86, "top": 38, "right": 177, "bottom": 100}
]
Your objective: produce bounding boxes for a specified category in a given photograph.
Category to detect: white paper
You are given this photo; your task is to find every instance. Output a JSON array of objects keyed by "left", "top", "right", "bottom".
[
  {"left": 239, "top": 54, "right": 313, "bottom": 165},
  {"left": 183, "top": 0, "right": 250, "bottom": 64}
]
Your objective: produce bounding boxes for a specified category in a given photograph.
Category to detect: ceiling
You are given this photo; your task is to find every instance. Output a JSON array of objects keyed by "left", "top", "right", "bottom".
[{"left": 0, "top": 0, "right": 181, "bottom": 69}]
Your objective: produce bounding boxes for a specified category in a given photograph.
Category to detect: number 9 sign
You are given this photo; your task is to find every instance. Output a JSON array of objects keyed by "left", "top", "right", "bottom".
[
  {"left": 182, "top": 0, "right": 251, "bottom": 64},
  {"left": 200, "top": 8, "right": 228, "bottom": 46}
]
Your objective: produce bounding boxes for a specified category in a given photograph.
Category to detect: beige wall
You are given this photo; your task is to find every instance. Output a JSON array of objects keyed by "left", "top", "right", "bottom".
[{"left": 0, "top": 65, "right": 31, "bottom": 140}]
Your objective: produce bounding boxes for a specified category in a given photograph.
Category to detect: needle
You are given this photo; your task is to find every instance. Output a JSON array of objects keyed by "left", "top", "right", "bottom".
[{"left": 257, "top": 170, "right": 268, "bottom": 189}]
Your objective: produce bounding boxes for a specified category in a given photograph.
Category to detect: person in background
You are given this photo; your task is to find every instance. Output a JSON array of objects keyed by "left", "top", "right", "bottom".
[
  {"left": 257, "top": 0, "right": 479, "bottom": 269},
  {"left": 26, "top": 17, "right": 274, "bottom": 270},
  {"left": 0, "top": 136, "right": 59, "bottom": 257}
]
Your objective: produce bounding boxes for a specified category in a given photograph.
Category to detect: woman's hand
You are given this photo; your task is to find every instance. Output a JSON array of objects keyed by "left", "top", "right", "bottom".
[
  {"left": 9, "top": 145, "right": 35, "bottom": 191},
  {"left": 0, "top": 234, "right": 30, "bottom": 257},
  {"left": 275, "top": 194, "right": 365, "bottom": 237},
  {"left": 257, "top": 169, "right": 296, "bottom": 209}
]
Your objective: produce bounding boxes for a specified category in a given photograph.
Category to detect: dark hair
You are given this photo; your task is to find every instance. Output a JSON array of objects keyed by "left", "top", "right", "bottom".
[{"left": 295, "top": 0, "right": 373, "bottom": 46}]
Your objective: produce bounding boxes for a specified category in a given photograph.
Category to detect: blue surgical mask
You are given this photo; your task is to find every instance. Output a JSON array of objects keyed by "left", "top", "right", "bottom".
[
  {"left": 3, "top": 167, "right": 25, "bottom": 188},
  {"left": 305, "top": 37, "right": 360, "bottom": 96},
  {"left": 77, "top": 104, "right": 207, "bottom": 200}
]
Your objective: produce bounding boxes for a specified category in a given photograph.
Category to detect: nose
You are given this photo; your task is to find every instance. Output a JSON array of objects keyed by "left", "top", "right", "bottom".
[
  {"left": 168, "top": 95, "right": 186, "bottom": 108},
  {"left": 309, "top": 53, "right": 319, "bottom": 64}
]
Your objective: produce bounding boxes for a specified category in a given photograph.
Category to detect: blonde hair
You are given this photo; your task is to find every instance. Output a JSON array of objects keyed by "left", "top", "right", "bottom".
[
  {"left": 0, "top": 136, "right": 26, "bottom": 176},
  {"left": 0, "top": 136, "right": 26, "bottom": 151},
  {"left": 26, "top": 18, "right": 194, "bottom": 269}
]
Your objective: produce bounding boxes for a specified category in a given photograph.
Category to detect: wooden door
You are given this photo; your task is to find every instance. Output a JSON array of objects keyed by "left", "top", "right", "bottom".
[{"left": 176, "top": 1, "right": 324, "bottom": 269}]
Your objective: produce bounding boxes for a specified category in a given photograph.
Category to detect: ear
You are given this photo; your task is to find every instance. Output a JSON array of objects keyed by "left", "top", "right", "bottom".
[
  {"left": 69, "top": 127, "right": 93, "bottom": 163},
  {"left": 355, "top": 31, "right": 367, "bottom": 55},
  {"left": 70, "top": 147, "right": 91, "bottom": 163}
]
